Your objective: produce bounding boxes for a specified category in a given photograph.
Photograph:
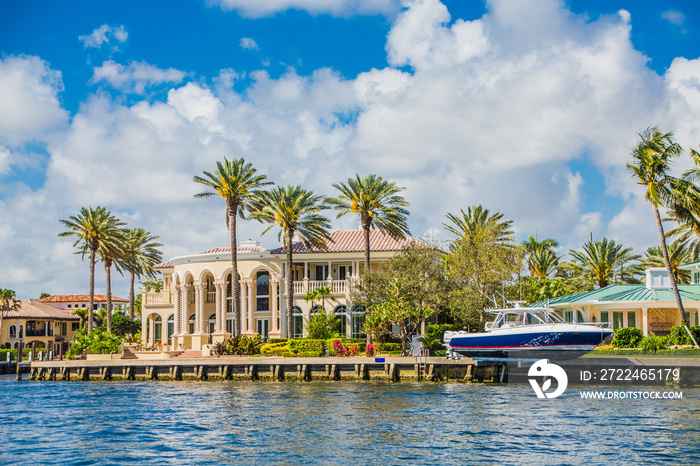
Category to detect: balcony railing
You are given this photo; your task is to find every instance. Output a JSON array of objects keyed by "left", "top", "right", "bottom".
[
  {"left": 284, "top": 279, "right": 361, "bottom": 296},
  {"left": 144, "top": 292, "right": 172, "bottom": 305}
]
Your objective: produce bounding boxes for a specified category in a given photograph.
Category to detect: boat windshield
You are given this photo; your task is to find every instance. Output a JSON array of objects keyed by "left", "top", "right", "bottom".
[{"left": 486, "top": 307, "right": 565, "bottom": 329}]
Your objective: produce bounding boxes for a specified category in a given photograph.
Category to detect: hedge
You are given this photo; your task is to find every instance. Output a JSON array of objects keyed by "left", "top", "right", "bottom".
[
  {"left": 666, "top": 325, "right": 700, "bottom": 346},
  {"left": 288, "top": 339, "right": 325, "bottom": 354},
  {"left": 611, "top": 327, "right": 644, "bottom": 348},
  {"left": 261, "top": 342, "right": 289, "bottom": 356},
  {"left": 0, "top": 348, "right": 33, "bottom": 361}
]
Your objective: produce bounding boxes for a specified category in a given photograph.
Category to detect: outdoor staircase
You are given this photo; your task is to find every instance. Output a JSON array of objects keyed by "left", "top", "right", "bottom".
[
  {"left": 120, "top": 347, "right": 138, "bottom": 360},
  {"left": 173, "top": 350, "right": 205, "bottom": 359}
]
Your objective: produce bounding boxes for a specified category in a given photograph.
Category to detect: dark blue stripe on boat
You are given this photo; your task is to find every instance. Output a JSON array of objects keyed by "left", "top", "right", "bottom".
[{"left": 449, "top": 331, "right": 607, "bottom": 349}]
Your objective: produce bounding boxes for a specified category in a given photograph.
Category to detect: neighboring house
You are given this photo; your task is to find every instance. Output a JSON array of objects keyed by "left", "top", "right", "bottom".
[
  {"left": 0, "top": 299, "right": 80, "bottom": 353},
  {"left": 141, "top": 230, "right": 416, "bottom": 350},
  {"left": 535, "top": 268, "right": 700, "bottom": 336},
  {"left": 40, "top": 294, "right": 128, "bottom": 311}
]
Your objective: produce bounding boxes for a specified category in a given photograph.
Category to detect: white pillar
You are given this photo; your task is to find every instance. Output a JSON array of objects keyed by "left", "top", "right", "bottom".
[
  {"left": 215, "top": 280, "right": 224, "bottom": 332},
  {"left": 173, "top": 286, "right": 181, "bottom": 335},
  {"left": 247, "top": 280, "right": 254, "bottom": 334},
  {"left": 642, "top": 308, "right": 649, "bottom": 336},
  {"left": 194, "top": 283, "right": 205, "bottom": 333},
  {"left": 181, "top": 284, "right": 190, "bottom": 334},
  {"left": 271, "top": 278, "right": 279, "bottom": 333}
]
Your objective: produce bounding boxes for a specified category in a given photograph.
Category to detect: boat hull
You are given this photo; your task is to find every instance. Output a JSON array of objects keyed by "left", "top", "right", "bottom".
[{"left": 446, "top": 326, "right": 613, "bottom": 360}]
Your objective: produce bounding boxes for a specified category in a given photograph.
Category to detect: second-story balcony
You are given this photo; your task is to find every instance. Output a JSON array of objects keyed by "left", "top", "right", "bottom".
[
  {"left": 143, "top": 291, "right": 173, "bottom": 306},
  {"left": 285, "top": 278, "right": 361, "bottom": 296}
]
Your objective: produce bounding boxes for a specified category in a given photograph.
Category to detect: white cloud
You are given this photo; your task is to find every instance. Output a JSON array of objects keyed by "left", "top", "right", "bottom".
[
  {"left": 662, "top": 10, "right": 685, "bottom": 26},
  {"left": 91, "top": 60, "right": 187, "bottom": 94},
  {"left": 207, "top": 0, "right": 401, "bottom": 17},
  {"left": 6, "top": 0, "right": 700, "bottom": 299},
  {"left": 0, "top": 146, "right": 11, "bottom": 176},
  {"left": 0, "top": 55, "right": 68, "bottom": 146},
  {"left": 79, "top": 24, "right": 128, "bottom": 49},
  {"left": 240, "top": 37, "right": 259, "bottom": 50}
]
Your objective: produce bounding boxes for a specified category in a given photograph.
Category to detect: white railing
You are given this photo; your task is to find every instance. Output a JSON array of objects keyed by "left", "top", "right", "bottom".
[
  {"left": 206, "top": 291, "right": 215, "bottom": 304},
  {"left": 331, "top": 280, "right": 346, "bottom": 294},
  {"left": 144, "top": 292, "right": 172, "bottom": 305},
  {"left": 284, "top": 279, "right": 361, "bottom": 296},
  {"left": 307, "top": 280, "right": 327, "bottom": 291},
  {"left": 294, "top": 282, "right": 305, "bottom": 294}
]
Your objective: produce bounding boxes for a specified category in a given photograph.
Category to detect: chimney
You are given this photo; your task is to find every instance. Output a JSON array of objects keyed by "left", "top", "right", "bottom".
[{"left": 645, "top": 267, "right": 671, "bottom": 290}]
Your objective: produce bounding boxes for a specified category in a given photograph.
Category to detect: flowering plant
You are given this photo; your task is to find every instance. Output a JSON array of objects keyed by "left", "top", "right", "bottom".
[
  {"left": 365, "top": 343, "right": 376, "bottom": 357},
  {"left": 332, "top": 339, "right": 347, "bottom": 356},
  {"left": 348, "top": 344, "right": 359, "bottom": 356}
]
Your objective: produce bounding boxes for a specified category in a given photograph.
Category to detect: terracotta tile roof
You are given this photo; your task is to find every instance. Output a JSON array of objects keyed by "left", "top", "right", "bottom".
[
  {"left": 3, "top": 299, "right": 80, "bottom": 320},
  {"left": 154, "top": 261, "right": 173, "bottom": 269},
  {"left": 39, "top": 294, "right": 128, "bottom": 303},
  {"left": 197, "top": 245, "right": 268, "bottom": 254},
  {"left": 270, "top": 229, "right": 416, "bottom": 254}
]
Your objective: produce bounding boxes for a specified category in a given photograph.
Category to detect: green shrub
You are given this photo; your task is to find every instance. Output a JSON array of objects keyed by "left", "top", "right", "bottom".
[
  {"left": 111, "top": 313, "right": 140, "bottom": 337},
  {"left": 261, "top": 342, "right": 289, "bottom": 356},
  {"left": 640, "top": 336, "right": 665, "bottom": 352},
  {"left": 297, "top": 351, "right": 321, "bottom": 357},
  {"left": 282, "top": 352, "right": 294, "bottom": 357},
  {"left": 0, "top": 348, "right": 32, "bottom": 361},
  {"left": 305, "top": 312, "right": 339, "bottom": 340},
  {"left": 379, "top": 342, "right": 402, "bottom": 352},
  {"left": 289, "top": 339, "right": 325, "bottom": 354},
  {"left": 665, "top": 325, "right": 700, "bottom": 346},
  {"left": 425, "top": 324, "right": 459, "bottom": 344},
  {"left": 268, "top": 338, "right": 288, "bottom": 344},
  {"left": 611, "top": 327, "right": 644, "bottom": 348},
  {"left": 67, "top": 327, "right": 122, "bottom": 359}
]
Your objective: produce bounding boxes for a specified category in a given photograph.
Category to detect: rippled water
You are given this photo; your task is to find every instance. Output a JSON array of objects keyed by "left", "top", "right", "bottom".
[{"left": 1, "top": 377, "right": 699, "bottom": 465}]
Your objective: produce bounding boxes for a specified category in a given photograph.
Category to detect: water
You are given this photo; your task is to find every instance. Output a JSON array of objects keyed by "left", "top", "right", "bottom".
[{"left": 1, "top": 378, "right": 699, "bottom": 465}]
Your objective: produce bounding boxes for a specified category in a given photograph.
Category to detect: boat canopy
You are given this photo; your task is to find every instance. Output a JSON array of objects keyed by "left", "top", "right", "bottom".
[{"left": 484, "top": 306, "right": 566, "bottom": 330}]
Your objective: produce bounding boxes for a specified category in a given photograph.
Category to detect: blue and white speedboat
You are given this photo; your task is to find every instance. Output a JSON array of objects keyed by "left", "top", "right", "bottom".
[{"left": 444, "top": 303, "right": 613, "bottom": 360}]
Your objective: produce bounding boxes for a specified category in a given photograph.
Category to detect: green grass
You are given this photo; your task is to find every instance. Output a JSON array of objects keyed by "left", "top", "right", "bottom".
[{"left": 585, "top": 349, "right": 700, "bottom": 358}]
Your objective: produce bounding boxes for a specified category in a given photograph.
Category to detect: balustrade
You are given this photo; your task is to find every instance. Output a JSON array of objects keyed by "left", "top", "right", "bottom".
[{"left": 284, "top": 279, "right": 360, "bottom": 296}]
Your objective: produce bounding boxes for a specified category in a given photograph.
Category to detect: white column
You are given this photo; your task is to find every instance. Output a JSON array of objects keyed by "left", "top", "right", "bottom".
[
  {"left": 172, "top": 286, "right": 181, "bottom": 335},
  {"left": 215, "top": 280, "right": 224, "bottom": 332},
  {"left": 181, "top": 285, "right": 190, "bottom": 334},
  {"left": 195, "top": 283, "right": 205, "bottom": 333},
  {"left": 642, "top": 307, "right": 649, "bottom": 336},
  {"left": 141, "top": 313, "right": 147, "bottom": 346},
  {"left": 240, "top": 280, "right": 248, "bottom": 333},
  {"left": 247, "top": 280, "right": 254, "bottom": 334},
  {"left": 271, "top": 278, "right": 279, "bottom": 333}
]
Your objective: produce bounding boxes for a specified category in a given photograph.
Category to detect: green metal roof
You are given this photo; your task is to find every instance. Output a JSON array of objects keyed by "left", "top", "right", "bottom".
[
  {"left": 531, "top": 284, "right": 700, "bottom": 307},
  {"left": 678, "top": 259, "right": 700, "bottom": 270}
]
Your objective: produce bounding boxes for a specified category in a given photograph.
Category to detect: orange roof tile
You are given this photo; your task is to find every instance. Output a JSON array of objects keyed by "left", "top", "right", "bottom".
[
  {"left": 3, "top": 299, "right": 80, "bottom": 320},
  {"left": 39, "top": 294, "right": 128, "bottom": 303},
  {"left": 270, "top": 229, "right": 416, "bottom": 254}
]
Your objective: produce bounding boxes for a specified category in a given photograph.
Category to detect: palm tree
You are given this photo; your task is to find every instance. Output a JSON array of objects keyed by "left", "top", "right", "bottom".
[
  {"left": 73, "top": 307, "right": 88, "bottom": 328},
  {"left": 122, "top": 228, "right": 163, "bottom": 319},
  {"left": 627, "top": 127, "right": 687, "bottom": 324},
  {"left": 522, "top": 235, "right": 560, "bottom": 278},
  {"left": 444, "top": 205, "right": 514, "bottom": 245},
  {"left": 250, "top": 185, "right": 333, "bottom": 338},
  {"left": 96, "top": 228, "right": 127, "bottom": 333},
  {"left": 563, "top": 237, "right": 640, "bottom": 289},
  {"left": 0, "top": 289, "right": 20, "bottom": 341},
  {"left": 639, "top": 243, "right": 692, "bottom": 284},
  {"left": 59, "top": 206, "right": 125, "bottom": 332},
  {"left": 304, "top": 286, "right": 337, "bottom": 312},
  {"left": 194, "top": 158, "right": 272, "bottom": 336},
  {"left": 328, "top": 174, "right": 410, "bottom": 271}
]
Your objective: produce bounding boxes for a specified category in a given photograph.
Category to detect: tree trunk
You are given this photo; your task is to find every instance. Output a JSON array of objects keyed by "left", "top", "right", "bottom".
[
  {"left": 287, "top": 229, "right": 295, "bottom": 339},
  {"left": 88, "top": 247, "right": 96, "bottom": 333},
  {"left": 363, "top": 219, "right": 371, "bottom": 271},
  {"left": 129, "top": 272, "right": 135, "bottom": 320},
  {"left": 105, "top": 260, "right": 113, "bottom": 333},
  {"left": 655, "top": 206, "right": 686, "bottom": 324},
  {"left": 229, "top": 199, "right": 241, "bottom": 336}
]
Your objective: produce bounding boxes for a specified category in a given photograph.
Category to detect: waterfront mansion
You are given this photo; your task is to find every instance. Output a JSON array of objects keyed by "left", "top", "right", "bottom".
[{"left": 141, "top": 230, "right": 415, "bottom": 351}]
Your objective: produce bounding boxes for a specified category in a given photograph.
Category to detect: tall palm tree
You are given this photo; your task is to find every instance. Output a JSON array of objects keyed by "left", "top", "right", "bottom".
[
  {"left": 250, "top": 185, "right": 332, "bottom": 338},
  {"left": 0, "top": 289, "right": 20, "bottom": 341},
  {"left": 304, "top": 286, "right": 337, "bottom": 312},
  {"left": 194, "top": 158, "right": 272, "bottom": 336},
  {"left": 627, "top": 127, "right": 687, "bottom": 324},
  {"left": 563, "top": 237, "right": 640, "bottom": 289},
  {"left": 444, "top": 205, "right": 514, "bottom": 245},
  {"left": 122, "top": 228, "right": 163, "bottom": 319},
  {"left": 96, "top": 228, "right": 127, "bottom": 333},
  {"left": 328, "top": 174, "right": 410, "bottom": 271},
  {"left": 59, "top": 206, "right": 125, "bottom": 332}
]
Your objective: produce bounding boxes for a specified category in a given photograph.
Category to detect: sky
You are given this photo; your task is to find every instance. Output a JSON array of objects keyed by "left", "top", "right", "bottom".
[{"left": 2, "top": 0, "right": 700, "bottom": 300}]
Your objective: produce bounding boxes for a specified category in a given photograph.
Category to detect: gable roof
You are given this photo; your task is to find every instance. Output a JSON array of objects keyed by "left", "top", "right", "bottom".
[
  {"left": 3, "top": 299, "right": 80, "bottom": 320},
  {"left": 531, "top": 284, "right": 700, "bottom": 307},
  {"left": 40, "top": 294, "right": 128, "bottom": 303},
  {"left": 270, "top": 229, "right": 416, "bottom": 255}
]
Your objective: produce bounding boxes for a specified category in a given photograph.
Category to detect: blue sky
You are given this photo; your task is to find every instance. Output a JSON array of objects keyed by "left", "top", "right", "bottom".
[{"left": 2, "top": 0, "right": 700, "bottom": 299}]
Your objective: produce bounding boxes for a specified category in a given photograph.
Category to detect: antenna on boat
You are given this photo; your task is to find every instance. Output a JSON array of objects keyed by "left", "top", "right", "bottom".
[{"left": 476, "top": 289, "right": 499, "bottom": 307}]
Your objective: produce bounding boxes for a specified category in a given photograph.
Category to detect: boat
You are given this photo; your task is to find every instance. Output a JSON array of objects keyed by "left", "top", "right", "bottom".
[{"left": 444, "top": 303, "right": 614, "bottom": 360}]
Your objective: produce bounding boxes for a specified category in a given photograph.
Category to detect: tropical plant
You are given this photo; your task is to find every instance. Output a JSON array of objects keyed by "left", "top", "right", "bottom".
[
  {"left": 304, "top": 286, "right": 337, "bottom": 311},
  {"left": 72, "top": 307, "right": 89, "bottom": 328},
  {"left": 194, "top": 157, "right": 272, "bottom": 336},
  {"left": 66, "top": 327, "right": 123, "bottom": 359},
  {"left": 110, "top": 312, "right": 141, "bottom": 337},
  {"left": 305, "top": 310, "right": 340, "bottom": 340},
  {"left": 39, "top": 292, "right": 50, "bottom": 299},
  {"left": 522, "top": 235, "right": 561, "bottom": 279},
  {"left": 122, "top": 228, "right": 163, "bottom": 319},
  {"left": 95, "top": 227, "right": 127, "bottom": 333},
  {"left": 59, "top": 206, "right": 125, "bottom": 332},
  {"left": 611, "top": 327, "right": 644, "bottom": 348},
  {"left": 639, "top": 335, "right": 665, "bottom": 352},
  {"left": 328, "top": 174, "right": 410, "bottom": 271},
  {"left": 141, "top": 279, "right": 163, "bottom": 292},
  {"left": 639, "top": 243, "right": 691, "bottom": 284},
  {"left": 627, "top": 127, "right": 688, "bottom": 324},
  {"left": 561, "top": 237, "right": 640, "bottom": 290},
  {"left": 0, "top": 289, "right": 20, "bottom": 341},
  {"left": 250, "top": 185, "right": 333, "bottom": 339},
  {"left": 444, "top": 205, "right": 514, "bottom": 246}
]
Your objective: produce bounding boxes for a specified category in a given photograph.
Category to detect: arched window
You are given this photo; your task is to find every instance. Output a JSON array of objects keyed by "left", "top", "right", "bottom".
[
  {"left": 209, "top": 313, "right": 216, "bottom": 335},
  {"left": 292, "top": 306, "right": 303, "bottom": 338},
  {"left": 256, "top": 271, "right": 270, "bottom": 312},
  {"left": 9, "top": 325, "right": 16, "bottom": 339},
  {"left": 3, "top": 342, "right": 10, "bottom": 349},
  {"left": 154, "top": 315, "right": 162, "bottom": 343},
  {"left": 351, "top": 305, "right": 366, "bottom": 339},
  {"left": 167, "top": 314, "right": 174, "bottom": 344},
  {"left": 334, "top": 305, "right": 347, "bottom": 337},
  {"left": 189, "top": 314, "right": 196, "bottom": 334},
  {"left": 14, "top": 342, "right": 19, "bottom": 349},
  {"left": 310, "top": 304, "right": 322, "bottom": 315}
]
